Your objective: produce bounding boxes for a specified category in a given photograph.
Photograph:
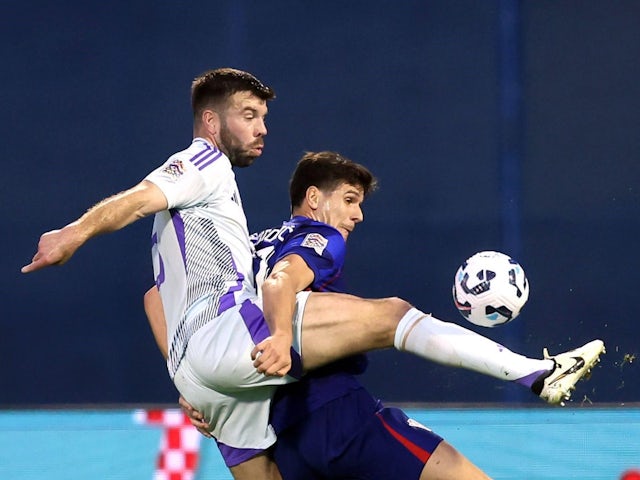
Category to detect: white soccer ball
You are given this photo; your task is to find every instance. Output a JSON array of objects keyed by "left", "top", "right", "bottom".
[{"left": 452, "top": 251, "right": 529, "bottom": 327}]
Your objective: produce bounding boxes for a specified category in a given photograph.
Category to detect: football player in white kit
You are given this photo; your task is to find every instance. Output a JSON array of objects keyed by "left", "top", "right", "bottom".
[{"left": 23, "top": 68, "right": 605, "bottom": 480}]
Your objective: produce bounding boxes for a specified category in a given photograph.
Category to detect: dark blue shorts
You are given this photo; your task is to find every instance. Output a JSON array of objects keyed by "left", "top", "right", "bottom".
[{"left": 273, "top": 388, "right": 444, "bottom": 479}]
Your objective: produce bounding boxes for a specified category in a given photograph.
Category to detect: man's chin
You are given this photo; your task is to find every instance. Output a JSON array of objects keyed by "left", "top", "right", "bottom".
[{"left": 231, "top": 155, "right": 257, "bottom": 168}]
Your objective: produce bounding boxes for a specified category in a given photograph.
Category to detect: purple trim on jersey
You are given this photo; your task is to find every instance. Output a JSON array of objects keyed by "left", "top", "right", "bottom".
[
  {"left": 193, "top": 150, "right": 223, "bottom": 170},
  {"left": 239, "top": 300, "right": 303, "bottom": 380},
  {"left": 189, "top": 141, "right": 223, "bottom": 171},
  {"left": 239, "top": 300, "right": 272, "bottom": 344},
  {"left": 216, "top": 440, "right": 265, "bottom": 468},
  {"left": 217, "top": 269, "right": 244, "bottom": 315},
  {"left": 169, "top": 209, "right": 188, "bottom": 270},
  {"left": 151, "top": 232, "right": 166, "bottom": 288}
]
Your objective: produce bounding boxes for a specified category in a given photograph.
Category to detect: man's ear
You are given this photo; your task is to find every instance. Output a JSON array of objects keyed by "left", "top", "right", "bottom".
[
  {"left": 201, "top": 109, "right": 220, "bottom": 136},
  {"left": 306, "top": 186, "right": 320, "bottom": 210}
]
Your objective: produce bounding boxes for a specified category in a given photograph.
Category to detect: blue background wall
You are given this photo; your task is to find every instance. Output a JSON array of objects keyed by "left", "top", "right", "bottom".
[{"left": 3, "top": 0, "right": 638, "bottom": 405}]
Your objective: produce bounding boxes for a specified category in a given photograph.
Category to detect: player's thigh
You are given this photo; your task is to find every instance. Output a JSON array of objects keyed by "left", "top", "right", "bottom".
[
  {"left": 174, "top": 300, "right": 298, "bottom": 454},
  {"left": 272, "top": 434, "right": 325, "bottom": 480},
  {"left": 173, "top": 361, "right": 279, "bottom": 453},
  {"left": 186, "top": 299, "right": 298, "bottom": 389},
  {"left": 420, "top": 441, "right": 492, "bottom": 480},
  {"left": 229, "top": 452, "right": 282, "bottom": 480},
  {"left": 276, "top": 389, "right": 440, "bottom": 479},
  {"left": 300, "top": 292, "right": 410, "bottom": 370},
  {"left": 338, "top": 405, "right": 444, "bottom": 479}
]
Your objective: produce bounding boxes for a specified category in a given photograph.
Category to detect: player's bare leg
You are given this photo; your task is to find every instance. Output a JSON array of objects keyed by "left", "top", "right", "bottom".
[
  {"left": 299, "top": 291, "right": 548, "bottom": 381},
  {"left": 420, "top": 441, "right": 492, "bottom": 480},
  {"left": 298, "top": 291, "right": 546, "bottom": 379},
  {"left": 297, "top": 291, "right": 602, "bottom": 403},
  {"left": 229, "top": 453, "right": 282, "bottom": 480},
  {"left": 299, "top": 292, "right": 408, "bottom": 370}
]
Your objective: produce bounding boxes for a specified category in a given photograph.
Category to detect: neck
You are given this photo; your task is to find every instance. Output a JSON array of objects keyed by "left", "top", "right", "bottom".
[
  {"left": 193, "top": 128, "right": 218, "bottom": 149},
  {"left": 292, "top": 208, "right": 318, "bottom": 221}
]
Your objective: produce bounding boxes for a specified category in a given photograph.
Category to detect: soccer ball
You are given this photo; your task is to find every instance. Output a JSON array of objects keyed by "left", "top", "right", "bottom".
[{"left": 452, "top": 251, "right": 529, "bottom": 327}]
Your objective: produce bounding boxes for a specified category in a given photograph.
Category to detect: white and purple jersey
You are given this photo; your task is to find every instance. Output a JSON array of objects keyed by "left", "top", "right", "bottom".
[{"left": 145, "top": 138, "right": 256, "bottom": 377}]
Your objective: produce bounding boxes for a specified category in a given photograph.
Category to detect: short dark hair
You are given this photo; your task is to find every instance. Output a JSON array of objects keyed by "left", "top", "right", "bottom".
[
  {"left": 289, "top": 151, "right": 378, "bottom": 208},
  {"left": 191, "top": 68, "right": 275, "bottom": 118}
]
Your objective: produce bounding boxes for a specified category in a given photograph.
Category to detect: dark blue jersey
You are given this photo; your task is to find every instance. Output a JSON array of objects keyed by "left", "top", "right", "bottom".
[
  {"left": 250, "top": 216, "right": 368, "bottom": 433},
  {"left": 251, "top": 215, "right": 347, "bottom": 293}
]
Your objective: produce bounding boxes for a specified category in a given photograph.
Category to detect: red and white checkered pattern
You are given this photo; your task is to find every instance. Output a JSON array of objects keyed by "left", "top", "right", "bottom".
[{"left": 134, "top": 409, "right": 202, "bottom": 480}]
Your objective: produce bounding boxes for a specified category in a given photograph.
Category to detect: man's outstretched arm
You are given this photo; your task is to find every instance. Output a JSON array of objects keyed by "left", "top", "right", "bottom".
[{"left": 22, "top": 180, "right": 167, "bottom": 273}]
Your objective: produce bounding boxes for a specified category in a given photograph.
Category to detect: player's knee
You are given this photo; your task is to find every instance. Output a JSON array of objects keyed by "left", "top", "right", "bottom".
[
  {"left": 367, "top": 297, "right": 413, "bottom": 341},
  {"left": 389, "top": 296, "right": 413, "bottom": 314},
  {"left": 380, "top": 296, "right": 413, "bottom": 323}
]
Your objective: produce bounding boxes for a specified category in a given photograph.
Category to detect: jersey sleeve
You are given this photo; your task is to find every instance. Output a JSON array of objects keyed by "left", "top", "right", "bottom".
[
  {"left": 277, "top": 225, "right": 346, "bottom": 290},
  {"left": 145, "top": 153, "right": 222, "bottom": 209}
]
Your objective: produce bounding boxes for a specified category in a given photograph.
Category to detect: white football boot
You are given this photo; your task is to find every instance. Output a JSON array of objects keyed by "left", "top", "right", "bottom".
[{"left": 534, "top": 339, "right": 605, "bottom": 406}]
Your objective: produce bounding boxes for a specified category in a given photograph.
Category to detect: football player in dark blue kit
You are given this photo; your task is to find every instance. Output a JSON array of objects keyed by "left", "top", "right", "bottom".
[{"left": 254, "top": 152, "right": 463, "bottom": 479}]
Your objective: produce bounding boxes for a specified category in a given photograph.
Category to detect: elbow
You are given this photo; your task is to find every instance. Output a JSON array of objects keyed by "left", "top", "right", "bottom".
[
  {"left": 261, "top": 278, "right": 279, "bottom": 298},
  {"left": 261, "top": 273, "right": 297, "bottom": 300}
]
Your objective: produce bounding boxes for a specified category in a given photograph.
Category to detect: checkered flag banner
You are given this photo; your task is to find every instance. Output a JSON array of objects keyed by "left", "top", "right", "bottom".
[{"left": 134, "top": 409, "right": 202, "bottom": 480}]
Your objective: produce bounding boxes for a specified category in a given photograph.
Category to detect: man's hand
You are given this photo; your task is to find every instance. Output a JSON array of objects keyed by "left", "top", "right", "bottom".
[
  {"left": 179, "top": 396, "right": 211, "bottom": 438},
  {"left": 251, "top": 334, "right": 293, "bottom": 377},
  {"left": 21, "top": 225, "right": 84, "bottom": 273}
]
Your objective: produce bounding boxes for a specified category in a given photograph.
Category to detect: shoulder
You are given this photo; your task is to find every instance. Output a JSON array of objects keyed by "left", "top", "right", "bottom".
[
  {"left": 171, "top": 139, "right": 230, "bottom": 174},
  {"left": 145, "top": 140, "right": 232, "bottom": 208},
  {"left": 286, "top": 218, "right": 346, "bottom": 262},
  {"left": 297, "top": 220, "right": 344, "bottom": 251},
  {"left": 290, "top": 217, "right": 343, "bottom": 242}
]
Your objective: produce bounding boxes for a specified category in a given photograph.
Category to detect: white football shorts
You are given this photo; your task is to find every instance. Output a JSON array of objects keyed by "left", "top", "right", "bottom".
[{"left": 172, "top": 291, "right": 309, "bottom": 455}]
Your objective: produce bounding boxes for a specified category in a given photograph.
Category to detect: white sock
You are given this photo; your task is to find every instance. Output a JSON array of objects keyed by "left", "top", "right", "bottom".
[{"left": 393, "top": 308, "right": 553, "bottom": 385}]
